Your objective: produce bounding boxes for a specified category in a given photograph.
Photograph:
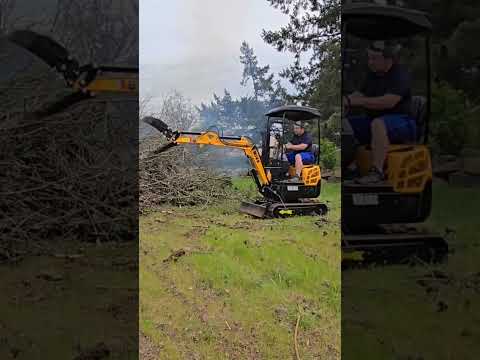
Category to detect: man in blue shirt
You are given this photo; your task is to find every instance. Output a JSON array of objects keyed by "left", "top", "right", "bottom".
[
  {"left": 285, "top": 121, "right": 314, "bottom": 183},
  {"left": 344, "top": 40, "right": 416, "bottom": 184}
]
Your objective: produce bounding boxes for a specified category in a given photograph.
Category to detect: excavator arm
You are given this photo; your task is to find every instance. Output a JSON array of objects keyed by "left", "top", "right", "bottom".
[
  {"left": 7, "top": 30, "right": 138, "bottom": 118},
  {"left": 143, "top": 117, "right": 271, "bottom": 188}
]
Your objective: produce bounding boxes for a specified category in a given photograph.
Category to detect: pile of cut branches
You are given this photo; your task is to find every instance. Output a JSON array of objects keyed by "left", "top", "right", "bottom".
[
  {"left": 0, "top": 68, "right": 138, "bottom": 251},
  {"left": 139, "top": 135, "right": 232, "bottom": 213}
]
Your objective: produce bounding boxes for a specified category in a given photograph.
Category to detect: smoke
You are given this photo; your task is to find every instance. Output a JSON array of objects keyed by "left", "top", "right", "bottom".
[
  {"left": 179, "top": 0, "right": 252, "bottom": 61},
  {"left": 140, "top": 0, "right": 292, "bottom": 105}
]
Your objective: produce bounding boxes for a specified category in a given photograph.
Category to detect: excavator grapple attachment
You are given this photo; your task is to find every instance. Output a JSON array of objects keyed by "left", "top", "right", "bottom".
[{"left": 7, "top": 30, "right": 138, "bottom": 119}]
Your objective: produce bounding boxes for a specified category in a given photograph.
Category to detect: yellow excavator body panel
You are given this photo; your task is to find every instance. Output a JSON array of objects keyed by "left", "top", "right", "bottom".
[
  {"left": 288, "top": 165, "right": 321, "bottom": 186},
  {"left": 355, "top": 144, "right": 432, "bottom": 193}
]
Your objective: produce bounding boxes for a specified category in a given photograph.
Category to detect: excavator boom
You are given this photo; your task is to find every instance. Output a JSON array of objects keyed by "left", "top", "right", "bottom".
[{"left": 143, "top": 117, "right": 271, "bottom": 189}]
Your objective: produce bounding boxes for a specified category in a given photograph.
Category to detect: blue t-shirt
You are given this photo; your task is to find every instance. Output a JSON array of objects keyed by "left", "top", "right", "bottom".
[
  {"left": 361, "top": 64, "right": 412, "bottom": 118},
  {"left": 291, "top": 132, "right": 313, "bottom": 153}
]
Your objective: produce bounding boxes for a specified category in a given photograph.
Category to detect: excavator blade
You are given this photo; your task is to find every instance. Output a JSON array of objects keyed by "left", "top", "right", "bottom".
[{"left": 239, "top": 201, "right": 268, "bottom": 218}]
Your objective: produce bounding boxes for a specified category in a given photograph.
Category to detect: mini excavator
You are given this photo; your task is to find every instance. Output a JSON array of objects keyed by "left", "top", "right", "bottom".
[
  {"left": 144, "top": 105, "right": 328, "bottom": 218},
  {"left": 6, "top": 30, "right": 138, "bottom": 118},
  {"left": 341, "top": 3, "right": 448, "bottom": 265}
]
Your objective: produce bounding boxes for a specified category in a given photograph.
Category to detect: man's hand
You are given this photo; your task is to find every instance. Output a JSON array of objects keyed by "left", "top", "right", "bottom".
[
  {"left": 348, "top": 95, "right": 364, "bottom": 107},
  {"left": 344, "top": 91, "right": 365, "bottom": 110},
  {"left": 285, "top": 142, "right": 293, "bottom": 151}
]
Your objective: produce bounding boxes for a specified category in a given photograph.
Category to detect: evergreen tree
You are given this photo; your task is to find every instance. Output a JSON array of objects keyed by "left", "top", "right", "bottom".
[{"left": 239, "top": 41, "right": 275, "bottom": 101}]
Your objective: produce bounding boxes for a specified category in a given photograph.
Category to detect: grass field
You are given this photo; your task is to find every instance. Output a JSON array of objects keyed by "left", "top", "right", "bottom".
[
  {"left": 140, "top": 178, "right": 340, "bottom": 359},
  {"left": 342, "top": 181, "right": 480, "bottom": 360},
  {"left": 0, "top": 240, "right": 138, "bottom": 359}
]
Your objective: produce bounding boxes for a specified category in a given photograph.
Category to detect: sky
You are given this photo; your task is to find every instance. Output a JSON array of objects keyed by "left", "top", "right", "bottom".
[{"left": 140, "top": 0, "right": 294, "bottom": 110}]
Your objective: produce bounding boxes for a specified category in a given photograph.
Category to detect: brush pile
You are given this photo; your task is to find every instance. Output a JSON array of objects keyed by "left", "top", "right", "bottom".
[
  {"left": 0, "top": 65, "right": 232, "bottom": 257},
  {"left": 139, "top": 135, "right": 232, "bottom": 213},
  {"left": 0, "top": 68, "right": 138, "bottom": 252}
]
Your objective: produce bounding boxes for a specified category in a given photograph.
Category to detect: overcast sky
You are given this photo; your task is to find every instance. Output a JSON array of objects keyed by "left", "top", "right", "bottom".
[{"left": 140, "top": 0, "right": 294, "bottom": 109}]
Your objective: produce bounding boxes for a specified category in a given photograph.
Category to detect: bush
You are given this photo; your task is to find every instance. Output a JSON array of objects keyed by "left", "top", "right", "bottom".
[
  {"left": 320, "top": 138, "right": 338, "bottom": 170},
  {"left": 430, "top": 81, "right": 468, "bottom": 155}
]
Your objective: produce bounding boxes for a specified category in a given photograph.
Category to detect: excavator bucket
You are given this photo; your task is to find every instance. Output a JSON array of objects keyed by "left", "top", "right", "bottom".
[{"left": 239, "top": 201, "right": 268, "bottom": 218}]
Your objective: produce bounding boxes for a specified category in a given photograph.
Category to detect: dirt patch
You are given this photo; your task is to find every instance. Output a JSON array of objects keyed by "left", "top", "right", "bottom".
[
  {"left": 185, "top": 225, "right": 210, "bottom": 241},
  {"left": 140, "top": 333, "right": 161, "bottom": 360},
  {"left": 163, "top": 249, "right": 187, "bottom": 263}
]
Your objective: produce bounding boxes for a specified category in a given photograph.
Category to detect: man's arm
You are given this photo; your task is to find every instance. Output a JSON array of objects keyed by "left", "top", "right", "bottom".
[
  {"left": 347, "top": 94, "right": 401, "bottom": 110},
  {"left": 286, "top": 143, "right": 308, "bottom": 151},
  {"left": 350, "top": 91, "right": 364, "bottom": 97},
  {"left": 349, "top": 66, "right": 410, "bottom": 111}
]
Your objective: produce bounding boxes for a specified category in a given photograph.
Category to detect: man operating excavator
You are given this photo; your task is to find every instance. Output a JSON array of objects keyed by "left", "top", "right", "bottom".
[
  {"left": 343, "top": 40, "right": 417, "bottom": 184},
  {"left": 285, "top": 121, "right": 315, "bottom": 183}
]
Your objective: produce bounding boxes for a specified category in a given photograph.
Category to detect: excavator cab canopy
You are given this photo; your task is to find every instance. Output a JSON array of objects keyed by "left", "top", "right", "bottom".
[
  {"left": 342, "top": 3, "right": 433, "bottom": 144},
  {"left": 265, "top": 105, "right": 322, "bottom": 121},
  {"left": 263, "top": 105, "right": 322, "bottom": 167},
  {"left": 342, "top": 3, "right": 432, "bottom": 40}
]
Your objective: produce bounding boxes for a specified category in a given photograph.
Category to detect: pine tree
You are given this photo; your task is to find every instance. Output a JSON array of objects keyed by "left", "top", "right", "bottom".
[{"left": 239, "top": 41, "right": 274, "bottom": 101}]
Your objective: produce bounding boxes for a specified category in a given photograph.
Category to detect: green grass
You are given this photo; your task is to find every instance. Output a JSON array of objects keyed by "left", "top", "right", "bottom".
[
  {"left": 140, "top": 177, "right": 340, "bottom": 359},
  {"left": 342, "top": 181, "right": 480, "bottom": 360}
]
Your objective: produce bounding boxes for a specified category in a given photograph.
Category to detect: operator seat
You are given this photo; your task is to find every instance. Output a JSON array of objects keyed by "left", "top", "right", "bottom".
[
  {"left": 311, "top": 143, "right": 320, "bottom": 164},
  {"left": 409, "top": 95, "right": 427, "bottom": 143}
]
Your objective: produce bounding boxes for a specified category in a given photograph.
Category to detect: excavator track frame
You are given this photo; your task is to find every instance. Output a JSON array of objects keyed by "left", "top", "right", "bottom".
[{"left": 342, "top": 225, "right": 449, "bottom": 267}]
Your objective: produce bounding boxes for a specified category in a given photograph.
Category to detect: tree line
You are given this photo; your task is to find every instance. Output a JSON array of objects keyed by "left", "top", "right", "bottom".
[{"left": 196, "top": 0, "right": 341, "bottom": 169}]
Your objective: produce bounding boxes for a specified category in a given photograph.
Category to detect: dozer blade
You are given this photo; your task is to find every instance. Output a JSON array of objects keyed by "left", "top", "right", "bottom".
[{"left": 239, "top": 201, "right": 268, "bottom": 218}]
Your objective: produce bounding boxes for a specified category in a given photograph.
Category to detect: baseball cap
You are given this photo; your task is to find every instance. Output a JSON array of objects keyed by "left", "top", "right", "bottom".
[{"left": 368, "top": 40, "right": 401, "bottom": 58}]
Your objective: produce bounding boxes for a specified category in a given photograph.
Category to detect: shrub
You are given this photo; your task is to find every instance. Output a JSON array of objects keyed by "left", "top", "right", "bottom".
[
  {"left": 320, "top": 138, "right": 338, "bottom": 170},
  {"left": 430, "top": 81, "right": 468, "bottom": 155}
]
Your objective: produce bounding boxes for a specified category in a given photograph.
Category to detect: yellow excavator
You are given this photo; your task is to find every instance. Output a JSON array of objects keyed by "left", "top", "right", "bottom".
[
  {"left": 341, "top": 3, "right": 448, "bottom": 265},
  {"left": 143, "top": 105, "right": 328, "bottom": 218}
]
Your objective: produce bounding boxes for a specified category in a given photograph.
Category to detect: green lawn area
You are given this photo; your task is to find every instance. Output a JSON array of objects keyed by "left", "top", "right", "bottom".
[
  {"left": 140, "top": 178, "right": 340, "bottom": 359},
  {"left": 342, "top": 181, "right": 480, "bottom": 360},
  {"left": 0, "top": 241, "right": 138, "bottom": 359}
]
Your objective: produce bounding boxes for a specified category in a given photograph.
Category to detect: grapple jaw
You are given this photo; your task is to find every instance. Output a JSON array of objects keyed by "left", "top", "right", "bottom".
[
  {"left": 8, "top": 30, "right": 80, "bottom": 84},
  {"left": 142, "top": 116, "right": 177, "bottom": 140}
]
